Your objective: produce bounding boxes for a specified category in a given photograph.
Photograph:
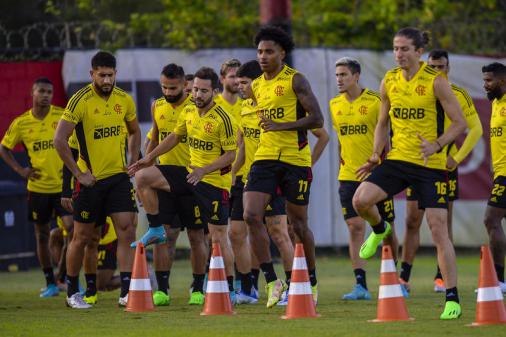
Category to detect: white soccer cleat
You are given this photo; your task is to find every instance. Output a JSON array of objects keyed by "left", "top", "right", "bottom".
[
  {"left": 66, "top": 293, "right": 92, "bottom": 309},
  {"left": 500, "top": 281, "right": 506, "bottom": 293},
  {"left": 118, "top": 294, "right": 128, "bottom": 307}
]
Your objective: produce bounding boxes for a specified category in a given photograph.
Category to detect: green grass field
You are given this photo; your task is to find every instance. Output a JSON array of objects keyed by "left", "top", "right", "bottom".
[{"left": 0, "top": 254, "right": 504, "bottom": 337}]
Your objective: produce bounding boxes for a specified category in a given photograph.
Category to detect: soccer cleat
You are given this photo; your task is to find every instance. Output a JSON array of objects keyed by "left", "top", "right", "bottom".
[
  {"left": 359, "top": 222, "right": 391, "bottom": 259},
  {"left": 230, "top": 290, "right": 236, "bottom": 305},
  {"left": 83, "top": 293, "right": 98, "bottom": 304},
  {"left": 188, "top": 291, "right": 205, "bottom": 305},
  {"left": 342, "top": 284, "right": 371, "bottom": 300},
  {"left": 276, "top": 289, "right": 288, "bottom": 306},
  {"left": 434, "top": 278, "right": 445, "bottom": 293},
  {"left": 236, "top": 289, "right": 258, "bottom": 305},
  {"left": 130, "top": 227, "right": 167, "bottom": 248},
  {"left": 399, "top": 278, "right": 410, "bottom": 298},
  {"left": 312, "top": 285, "right": 318, "bottom": 305},
  {"left": 40, "top": 284, "right": 59, "bottom": 298},
  {"left": 56, "top": 281, "right": 67, "bottom": 292},
  {"left": 440, "top": 301, "right": 462, "bottom": 320},
  {"left": 66, "top": 293, "right": 92, "bottom": 309},
  {"left": 234, "top": 279, "right": 241, "bottom": 293},
  {"left": 153, "top": 290, "right": 170, "bottom": 306},
  {"left": 118, "top": 294, "right": 128, "bottom": 307},
  {"left": 500, "top": 281, "right": 506, "bottom": 293},
  {"left": 265, "top": 279, "right": 287, "bottom": 308}
]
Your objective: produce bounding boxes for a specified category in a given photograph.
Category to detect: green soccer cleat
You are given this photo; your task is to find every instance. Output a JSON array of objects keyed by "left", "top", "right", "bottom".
[
  {"left": 265, "top": 279, "right": 287, "bottom": 308},
  {"left": 359, "top": 222, "right": 391, "bottom": 259},
  {"left": 440, "top": 301, "right": 462, "bottom": 320},
  {"left": 83, "top": 293, "right": 98, "bottom": 305},
  {"left": 312, "top": 284, "right": 318, "bottom": 305},
  {"left": 153, "top": 290, "right": 170, "bottom": 306},
  {"left": 188, "top": 291, "right": 205, "bottom": 305}
]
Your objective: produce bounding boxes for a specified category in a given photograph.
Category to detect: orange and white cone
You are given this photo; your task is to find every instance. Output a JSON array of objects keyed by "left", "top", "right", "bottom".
[
  {"left": 201, "top": 243, "right": 234, "bottom": 315},
  {"left": 370, "top": 245, "right": 412, "bottom": 322},
  {"left": 471, "top": 245, "right": 506, "bottom": 326},
  {"left": 125, "top": 242, "right": 154, "bottom": 312},
  {"left": 281, "top": 243, "right": 320, "bottom": 319}
]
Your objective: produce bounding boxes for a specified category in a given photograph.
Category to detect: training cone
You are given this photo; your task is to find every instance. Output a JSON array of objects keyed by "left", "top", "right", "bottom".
[
  {"left": 471, "top": 245, "right": 506, "bottom": 326},
  {"left": 281, "top": 243, "right": 320, "bottom": 319},
  {"left": 125, "top": 242, "right": 154, "bottom": 312},
  {"left": 369, "top": 245, "right": 412, "bottom": 322},
  {"left": 201, "top": 243, "right": 234, "bottom": 315}
]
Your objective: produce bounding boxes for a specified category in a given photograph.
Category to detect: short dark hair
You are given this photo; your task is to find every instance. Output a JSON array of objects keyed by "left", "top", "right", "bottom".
[
  {"left": 194, "top": 67, "right": 219, "bottom": 90},
  {"left": 220, "top": 59, "right": 241, "bottom": 76},
  {"left": 236, "top": 60, "right": 262, "bottom": 80},
  {"left": 254, "top": 25, "right": 294, "bottom": 54},
  {"left": 482, "top": 62, "right": 506, "bottom": 76},
  {"left": 428, "top": 49, "right": 449, "bottom": 64},
  {"left": 161, "top": 63, "right": 185, "bottom": 79},
  {"left": 395, "top": 27, "right": 430, "bottom": 50},
  {"left": 33, "top": 77, "right": 53, "bottom": 86},
  {"left": 335, "top": 57, "right": 361, "bottom": 74},
  {"left": 185, "top": 74, "right": 194, "bottom": 81},
  {"left": 91, "top": 51, "right": 116, "bottom": 69}
]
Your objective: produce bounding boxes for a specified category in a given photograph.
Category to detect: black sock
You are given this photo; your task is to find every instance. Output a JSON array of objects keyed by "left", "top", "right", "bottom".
[
  {"left": 372, "top": 220, "right": 386, "bottom": 234},
  {"left": 85, "top": 273, "right": 97, "bottom": 296},
  {"left": 434, "top": 265, "right": 443, "bottom": 280},
  {"left": 120, "top": 272, "right": 132, "bottom": 297},
  {"left": 445, "top": 287, "right": 459, "bottom": 303},
  {"left": 260, "top": 262, "right": 277, "bottom": 283},
  {"left": 495, "top": 264, "right": 505, "bottom": 283},
  {"left": 400, "top": 262, "right": 412, "bottom": 282},
  {"left": 146, "top": 213, "right": 162, "bottom": 228},
  {"left": 43, "top": 267, "right": 56, "bottom": 286},
  {"left": 192, "top": 274, "right": 205, "bottom": 293},
  {"left": 239, "top": 272, "right": 253, "bottom": 294},
  {"left": 58, "top": 272, "right": 66, "bottom": 284},
  {"left": 251, "top": 269, "right": 260, "bottom": 289},
  {"left": 66, "top": 275, "right": 79, "bottom": 297},
  {"left": 309, "top": 269, "right": 317, "bottom": 286},
  {"left": 155, "top": 271, "right": 170, "bottom": 294},
  {"left": 227, "top": 276, "right": 234, "bottom": 292},
  {"left": 284, "top": 270, "right": 292, "bottom": 287},
  {"left": 354, "top": 268, "right": 367, "bottom": 290}
]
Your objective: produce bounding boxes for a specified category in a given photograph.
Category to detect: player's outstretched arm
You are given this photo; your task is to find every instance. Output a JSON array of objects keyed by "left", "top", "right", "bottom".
[
  {"left": 126, "top": 118, "right": 141, "bottom": 166},
  {"left": 310, "top": 127, "right": 329, "bottom": 165}
]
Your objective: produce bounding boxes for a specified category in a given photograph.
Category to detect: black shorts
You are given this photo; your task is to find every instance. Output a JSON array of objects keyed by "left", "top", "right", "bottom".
[
  {"left": 338, "top": 180, "right": 395, "bottom": 222},
  {"left": 157, "top": 165, "right": 230, "bottom": 226},
  {"left": 244, "top": 160, "right": 312, "bottom": 206},
  {"left": 487, "top": 176, "right": 506, "bottom": 209},
  {"left": 73, "top": 173, "right": 138, "bottom": 223},
  {"left": 230, "top": 177, "right": 286, "bottom": 221},
  {"left": 27, "top": 192, "right": 71, "bottom": 224},
  {"left": 157, "top": 190, "right": 203, "bottom": 230},
  {"left": 97, "top": 240, "right": 117, "bottom": 270},
  {"left": 366, "top": 160, "right": 448, "bottom": 209},
  {"left": 407, "top": 169, "right": 459, "bottom": 204}
]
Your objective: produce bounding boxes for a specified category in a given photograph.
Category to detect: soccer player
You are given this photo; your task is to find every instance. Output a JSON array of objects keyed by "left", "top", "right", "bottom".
[
  {"left": 482, "top": 62, "right": 506, "bottom": 293},
  {"left": 353, "top": 27, "right": 466, "bottom": 319},
  {"left": 329, "top": 57, "right": 399, "bottom": 300},
  {"left": 129, "top": 67, "right": 238, "bottom": 301},
  {"left": 54, "top": 51, "right": 141, "bottom": 309},
  {"left": 0, "top": 77, "right": 73, "bottom": 298},
  {"left": 399, "top": 50, "right": 483, "bottom": 294},
  {"left": 143, "top": 64, "right": 207, "bottom": 306},
  {"left": 184, "top": 74, "right": 195, "bottom": 96},
  {"left": 243, "top": 26, "right": 324, "bottom": 307}
]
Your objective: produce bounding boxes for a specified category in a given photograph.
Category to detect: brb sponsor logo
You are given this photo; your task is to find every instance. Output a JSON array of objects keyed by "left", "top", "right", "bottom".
[
  {"left": 189, "top": 137, "right": 213, "bottom": 151},
  {"left": 393, "top": 108, "right": 425, "bottom": 119},
  {"left": 339, "top": 124, "right": 367, "bottom": 135},
  {"left": 94, "top": 125, "right": 122, "bottom": 139},
  {"left": 33, "top": 139, "right": 54, "bottom": 151},
  {"left": 258, "top": 107, "right": 284, "bottom": 119},
  {"left": 491, "top": 127, "right": 503, "bottom": 137},
  {"left": 243, "top": 126, "right": 260, "bottom": 139}
]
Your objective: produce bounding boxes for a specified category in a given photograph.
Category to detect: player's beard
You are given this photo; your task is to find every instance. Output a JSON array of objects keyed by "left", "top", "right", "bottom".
[
  {"left": 195, "top": 95, "right": 213, "bottom": 109},
  {"left": 95, "top": 82, "right": 114, "bottom": 97},
  {"left": 225, "top": 83, "right": 239, "bottom": 95},
  {"left": 164, "top": 90, "right": 183, "bottom": 103},
  {"left": 487, "top": 86, "right": 503, "bottom": 101}
]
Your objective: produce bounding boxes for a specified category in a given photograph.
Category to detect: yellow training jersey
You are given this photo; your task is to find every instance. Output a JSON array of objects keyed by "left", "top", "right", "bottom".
[
  {"left": 490, "top": 94, "right": 506, "bottom": 178},
  {"left": 153, "top": 95, "right": 191, "bottom": 166},
  {"left": 1, "top": 105, "right": 64, "bottom": 193},
  {"left": 384, "top": 62, "right": 446, "bottom": 169},
  {"left": 99, "top": 217, "right": 117, "bottom": 245},
  {"left": 173, "top": 102, "right": 237, "bottom": 191},
  {"left": 240, "top": 99, "right": 262, "bottom": 183},
  {"left": 252, "top": 64, "right": 311, "bottom": 167},
  {"left": 330, "top": 88, "right": 381, "bottom": 181},
  {"left": 61, "top": 84, "right": 137, "bottom": 180}
]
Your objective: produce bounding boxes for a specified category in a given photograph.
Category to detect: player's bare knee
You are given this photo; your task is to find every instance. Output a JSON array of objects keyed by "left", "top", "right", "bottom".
[
  {"left": 243, "top": 210, "right": 262, "bottom": 227},
  {"left": 352, "top": 193, "right": 369, "bottom": 214}
]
